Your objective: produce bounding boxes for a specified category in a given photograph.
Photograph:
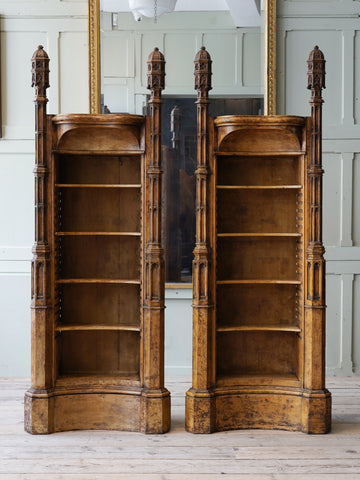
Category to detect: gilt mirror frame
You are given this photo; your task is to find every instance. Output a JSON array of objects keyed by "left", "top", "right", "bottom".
[{"left": 88, "top": 0, "right": 276, "bottom": 115}]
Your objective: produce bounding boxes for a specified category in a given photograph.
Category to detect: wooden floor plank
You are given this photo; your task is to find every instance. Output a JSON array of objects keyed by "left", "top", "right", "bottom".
[
  {"left": 1, "top": 458, "right": 360, "bottom": 475},
  {"left": 2, "top": 476, "right": 360, "bottom": 480},
  {"left": 1, "top": 444, "right": 360, "bottom": 460},
  {"left": 0, "top": 377, "right": 360, "bottom": 477}
]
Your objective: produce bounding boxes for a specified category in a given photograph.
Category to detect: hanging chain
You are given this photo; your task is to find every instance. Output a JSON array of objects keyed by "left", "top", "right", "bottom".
[{"left": 154, "top": 0, "right": 158, "bottom": 23}]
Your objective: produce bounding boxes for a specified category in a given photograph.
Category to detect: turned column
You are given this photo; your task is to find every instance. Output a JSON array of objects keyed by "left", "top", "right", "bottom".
[
  {"left": 24, "top": 46, "right": 54, "bottom": 434},
  {"left": 303, "top": 45, "right": 331, "bottom": 433},
  {"left": 30, "top": 46, "right": 52, "bottom": 390},
  {"left": 141, "top": 47, "right": 170, "bottom": 433},
  {"left": 185, "top": 47, "right": 215, "bottom": 433}
]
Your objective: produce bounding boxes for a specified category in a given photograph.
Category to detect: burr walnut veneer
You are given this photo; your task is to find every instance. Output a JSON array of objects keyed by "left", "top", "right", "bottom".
[
  {"left": 24, "top": 46, "right": 170, "bottom": 434},
  {"left": 185, "top": 46, "right": 331, "bottom": 434}
]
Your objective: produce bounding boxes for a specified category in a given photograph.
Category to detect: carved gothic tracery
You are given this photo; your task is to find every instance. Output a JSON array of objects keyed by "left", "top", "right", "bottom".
[
  {"left": 147, "top": 47, "right": 166, "bottom": 96},
  {"left": 194, "top": 46, "right": 212, "bottom": 96},
  {"left": 307, "top": 45, "right": 326, "bottom": 99},
  {"left": 31, "top": 46, "right": 50, "bottom": 97}
]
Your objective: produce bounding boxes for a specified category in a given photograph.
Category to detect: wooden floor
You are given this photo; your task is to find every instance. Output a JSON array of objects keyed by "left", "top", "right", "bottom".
[{"left": 1, "top": 377, "right": 360, "bottom": 479}]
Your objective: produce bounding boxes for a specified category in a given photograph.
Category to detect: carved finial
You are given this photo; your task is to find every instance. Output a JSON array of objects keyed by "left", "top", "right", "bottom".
[
  {"left": 147, "top": 47, "right": 165, "bottom": 96},
  {"left": 194, "top": 46, "right": 212, "bottom": 96},
  {"left": 31, "top": 45, "right": 50, "bottom": 97},
  {"left": 307, "top": 45, "right": 325, "bottom": 99}
]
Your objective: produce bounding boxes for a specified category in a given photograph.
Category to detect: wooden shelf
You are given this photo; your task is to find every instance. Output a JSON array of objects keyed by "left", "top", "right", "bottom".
[
  {"left": 57, "top": 278, "right": 141, "bottom": 285},
  {"left": 216, "top": 185, "right": 303, "bottom": 190},
  {"left": 217, "top": 280, "right": 301, "bottom": 285},
  {"left": 215, "top": 151, "right": 305, "bottom": 157},
  {"left": 55, "top": 374, "right": 141, "bottom": 388},
  {"left": 54, "top": 149, "right": 144, "bottom": 156},
  {"left": 55, "top": 184, "right": 141, "bottom": 188},
  {"left": 56, "top": 232, "right": 141, "bottom": 236},
  {"left": 217, "top": 325, "right": 301, "bottom": 333},
  {"left": 217, "top": 233, "right": 301, "bottom": 237},
  {"left": 56, "top": 324, "right": 140, "bottom": 332},
  {"left": 216, "top": 373, "right": 301, "bottom": 388}
]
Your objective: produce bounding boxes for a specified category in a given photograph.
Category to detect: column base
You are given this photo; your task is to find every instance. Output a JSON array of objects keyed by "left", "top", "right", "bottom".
[
  {"left": 301, "top": 389, "right": 332, "bottom": 434},
  {"left": 24, "top": 389, "right": 55, "bottom": 434},
  {"left": 185, "top": 388, "right": 215, "bottom": 433},
  {"left": 140, "top": 388, "right": 171, "bottom": 434}
]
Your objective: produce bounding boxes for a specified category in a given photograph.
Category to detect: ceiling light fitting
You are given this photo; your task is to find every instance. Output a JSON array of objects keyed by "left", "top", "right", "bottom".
[{"left": 129, "top": 0, "right": 177, "bottom": 22}]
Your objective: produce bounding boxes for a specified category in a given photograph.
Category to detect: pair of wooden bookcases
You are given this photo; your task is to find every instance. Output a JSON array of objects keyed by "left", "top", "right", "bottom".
[{"left": 25, "top": 45, "right": 331, "bottom": 435}]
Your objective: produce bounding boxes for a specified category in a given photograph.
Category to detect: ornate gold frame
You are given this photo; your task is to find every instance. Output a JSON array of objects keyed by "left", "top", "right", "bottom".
[
  {"left": 89, "top": 0, "right": 100, "bottom": 114},
  {"left": 88, "top": 0, "right": 276, "bottom": 114},
  {"left": 264, "top": 0, "right": 276, "bottom": 115}
]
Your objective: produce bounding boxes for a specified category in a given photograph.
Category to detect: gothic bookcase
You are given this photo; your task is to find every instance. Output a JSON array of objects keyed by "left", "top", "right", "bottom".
[
  {"left": 24, "top": 46, "right": 170, "bottom": 434},
  {"left": 185, "top": 46, "right": 331, "bottom": 434}
]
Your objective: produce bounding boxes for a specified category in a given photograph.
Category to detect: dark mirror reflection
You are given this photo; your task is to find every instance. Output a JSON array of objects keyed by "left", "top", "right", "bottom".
[{"left": 159, "top": 97, "right": 264, "bottom": 284}]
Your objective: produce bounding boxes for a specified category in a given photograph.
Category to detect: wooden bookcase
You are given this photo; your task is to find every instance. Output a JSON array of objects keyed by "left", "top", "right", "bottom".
[
  {"left": 25, "top": 46, "right": 170, "bottom": 434},
  {"left": 186, "top": 46, "right": 331, "bottom": 433}
]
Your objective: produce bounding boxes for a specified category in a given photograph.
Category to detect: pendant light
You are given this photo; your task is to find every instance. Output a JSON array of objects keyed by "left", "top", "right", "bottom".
[{"left": 129, "top": 0, "right": 177, "bottom": 22}]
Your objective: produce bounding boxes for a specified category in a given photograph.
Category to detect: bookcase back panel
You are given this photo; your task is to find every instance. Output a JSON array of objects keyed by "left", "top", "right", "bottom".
[
  {"left": 217, "top": 189, "right": 298, "bottom": 234},
  {"left": 216, "top": 284, "right": 298, "bottom": 328},
  {"left": 217, "top": 237, "right": 298, "bottom": 281},
  {"left": 216, "top": 331, "right": 299, "bottom": 378},
  {"left": 59, "top": 236, "right": 140, "bottom": 280},
  {"left": 59, "top": 284, "right": 140, "bottom": 327},
  {"left": 59, "top": 188, "right": 141, "bottom": 233},
  {"left": 57, "top": 155, "right": 141, "bottom": 185},
  {"left": 58, "top": 330, "right": 140, "bottom": 376},
  {"left": 217, "top": 156, "right": 301, "bottom": 186}
]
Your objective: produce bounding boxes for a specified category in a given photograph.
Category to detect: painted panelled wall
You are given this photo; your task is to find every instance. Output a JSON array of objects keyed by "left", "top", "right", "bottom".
[
  {"left": 0, "top": 0, "right": 88, "bottom": 376},
  {"left": 0, "top": 0, "right": 359, "bottom": 377},
  {"left": 277, "top": 0, "right": 360, "bottom": 375}
]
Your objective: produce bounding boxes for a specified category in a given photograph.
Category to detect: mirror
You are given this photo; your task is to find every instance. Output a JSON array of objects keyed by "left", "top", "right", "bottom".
[
  {"left": 89, "top": 0, "right": 276, "bottom": 115},
  {"left": 88, "top": 0, "right": 276, "bottom": 283}
]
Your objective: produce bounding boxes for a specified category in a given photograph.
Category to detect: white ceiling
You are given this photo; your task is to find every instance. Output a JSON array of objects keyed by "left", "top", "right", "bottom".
[{"left": 100, "top": 0, "right": 261, "bottom": 27}]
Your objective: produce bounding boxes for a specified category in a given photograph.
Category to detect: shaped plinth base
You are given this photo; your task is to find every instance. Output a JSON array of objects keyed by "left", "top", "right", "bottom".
[
  {"left": 25, "top": 386, "right": 171, "bottom": 434},
  {"left": 185, "top": 386, "right": 331, "bottom": 434}
]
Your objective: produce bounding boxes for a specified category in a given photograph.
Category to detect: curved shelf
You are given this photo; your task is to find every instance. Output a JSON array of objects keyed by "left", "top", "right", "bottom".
[
  {"left": 216, "top": 185, "right": 303, "bottom": 189},
  {"left": 217, "top": 233, "right": 301, "bottom": 237},
  {"left": 55, "top": 231, "right": 141, "bottom": 236},
  {"left": 215, "top": 373, "right": 301, "bottom": 388},
  {"left": 217, "top": 280, "right": 301, "bottom": 285},
  {"left": 215, "top": 151, "right": 305, "bottom": 157},
  {"left": 55, "top": 374, "right": 141, "bottom": 389},
  {"left": 217, "top": 325, "right": 301, "bottom": 333},
  {"left": 56, "top": 324, "right": 140, "bottom": 332},
  {"left": 56, "top": 278, "right": 140, "bottom": 285},
  {"left": 55, "top": 183, "right": 141, "bottom": 188},
  {"left": 53, "top": 149, "right": 144, "bottom": 156}
]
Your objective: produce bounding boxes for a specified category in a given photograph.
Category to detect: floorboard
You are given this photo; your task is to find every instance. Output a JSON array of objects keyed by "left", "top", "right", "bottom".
[{"left": 0, "top": 377, "right": 359, "bottom": 479}]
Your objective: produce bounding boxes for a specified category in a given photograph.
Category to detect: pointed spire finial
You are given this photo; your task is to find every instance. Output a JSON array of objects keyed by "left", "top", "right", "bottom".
[
  {"left": 307, "top": 45, "right": 325, "bottom": 97},
  {"left": 31, "top": 45, "right": 50, "bottom": 96},
  {"left": 194, "top": 46, "right": 212, "bottom": 95}
]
